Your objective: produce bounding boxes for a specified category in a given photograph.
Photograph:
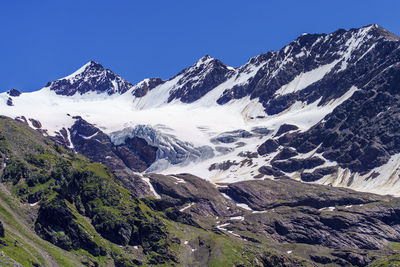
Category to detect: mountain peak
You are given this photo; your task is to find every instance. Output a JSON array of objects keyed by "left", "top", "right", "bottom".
[
  {"left": 363, "top": 24, "right": 400, "bottom": 41},
  {"left": 46, "top": 61, "right": 132, "bottom": 96}
]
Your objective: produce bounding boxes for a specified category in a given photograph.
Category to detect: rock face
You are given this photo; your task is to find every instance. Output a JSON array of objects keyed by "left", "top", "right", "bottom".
[
  {"left": 132, "top": 78, "right": 165, "bottom": 97},
  {"left": 28, "top": 118, "right": 42, "bottom": 128},
  {"left": 68, "top": 118, "right": 156, "bottom": 197},
  {"left": 222, "top": 179, "right": 383, "bottom": 210},
  {"left": 115, "top": 137, "right": 157, "bottom": 171},
  {"left": 47, "top": 61, "right": 132, "bottom": 95},
  {"left": 7, "top": 88, "right": 21, "bottom": 97},
  {"left": 275, "top": 124, "right": 299, "bottom": 137},
  {"left": 217, "top": 179, "right": 400, "bottom": 265},
  {"left": 167, "top": 56, "right": 235, "bottom": 103},
  {"left": 146, "top": 173, "right": 238, "bottom": 217},
  {"left": 6, "top": 98, "right": 13, "bottom": 106}
]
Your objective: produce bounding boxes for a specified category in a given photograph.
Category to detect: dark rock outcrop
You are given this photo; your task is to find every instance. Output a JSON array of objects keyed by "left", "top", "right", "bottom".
[
  {"left": 7, "top": 88, "right": 21, "bottom": 97},
  {"left": 132, "top": 78, "right": 165, "bottom": 97},
  {"left": 272, "top": 147, "right": 298, "bottom": 161},
  {"left": 47, "top": 61, "right": 132, "bottom": 96},
  {"left": 6, "top": 98, "right": 13, "bottom": 106},
  {"left": 167, "top": 56, "right": 235, "bottom": 103},
  {"left": 258, "top": 166, "right": 286, "bottom": 178},
  {"left": 69, "top": 118, "right": 155, "bottom": 197},
  {"left": 222, "top": 179, "right": 383, "bottom": 210},
  {"left": 115, "top": 137, "right": 157, "bottom": 172},
  {"left": 257, "top": 139, "right": 279, "bottom": 155},
  {"left": 220, "top": 179, "right": 400, "bottom": 264},
  {"left": 29, "top": 118, "right": 42, "bottom": 129},
  {"left": 0, "top": 221, "right": 4, "bottom": 238},
  {"left": 275, "top": 124, "right": 299, "bottom": 137},
  {"left": 301, "top": 166, "right": 338, "bottom": 182},
  {"left": 271, "top": 157, "right": 325, "bottom": 173}
]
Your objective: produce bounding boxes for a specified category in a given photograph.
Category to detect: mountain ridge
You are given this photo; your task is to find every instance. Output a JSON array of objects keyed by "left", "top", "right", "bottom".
[{"left": 1, "top": 24, "right": 400, "bottom": 197}]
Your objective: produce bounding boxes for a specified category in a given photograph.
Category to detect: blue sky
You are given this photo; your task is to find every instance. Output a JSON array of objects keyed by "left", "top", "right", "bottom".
[{"left": 1, "top": 0, "right": 399, "bottom": 92}]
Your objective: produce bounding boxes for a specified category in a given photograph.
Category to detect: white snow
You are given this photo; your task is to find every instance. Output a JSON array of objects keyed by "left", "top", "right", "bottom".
[
  {"left": 216, "top": 223, "right": 230, "bottom": 231},
  {"left": 229, "top": 216, "right": 244, "bottom": 221},
  {"left": 220, "top": 193, "right": 253, "bottom": 211},
  {"left": 29, "top": 202, "right": 39, "bottom": 207},
  {"left": 318, "top": 207, "right": 335, "bottom": 212},
  {"left": 275, "top": 59, "right": 340, "bottom": 96},
  {"left": 179, "top": 202, "right": 195, "bottom": 212},
  {"left": 140, "top": 175, "right": 161, "bottom": 199},
  {"left": 317, "top": 153, "right": 400, "bottom": 197},
  {"left": 252, "top": 210, "right": 268, "bottom": 214},
  {"left": 171, "top": 175, "right": 186, "bottom": 184},
  {"left": 63, "top": 61, "right": 92, "bottom": 80}
]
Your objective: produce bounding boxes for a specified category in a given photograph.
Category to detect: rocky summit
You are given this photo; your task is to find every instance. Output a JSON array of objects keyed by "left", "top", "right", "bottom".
[{"left": 1, "top": 24, "right": 400, "bottom": 266}]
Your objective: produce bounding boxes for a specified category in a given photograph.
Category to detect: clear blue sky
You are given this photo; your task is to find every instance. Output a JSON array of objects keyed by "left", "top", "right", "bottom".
[{"left": 1, "top": 0, "right": 399, "bottom": 92}]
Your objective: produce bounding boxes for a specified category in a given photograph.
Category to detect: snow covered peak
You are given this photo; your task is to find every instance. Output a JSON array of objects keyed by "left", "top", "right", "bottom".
[
  {"left": 165, "top": 55, "right": 235, "bottom": 103},
  {"left": 46, "top": 61, "right": 133, "bottom": 96}
]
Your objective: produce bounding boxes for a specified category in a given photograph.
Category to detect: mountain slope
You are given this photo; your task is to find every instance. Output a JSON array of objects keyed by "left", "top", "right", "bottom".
[
  {"left": 1, "top": 115, "right": 322, "bottom": 266},
  {"left": 4, "top": 116, "right": 400, "bottom": 266}
]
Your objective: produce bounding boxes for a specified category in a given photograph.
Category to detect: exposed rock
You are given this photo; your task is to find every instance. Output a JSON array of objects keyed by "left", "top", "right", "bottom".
[
  {"left": 272, "top": 147, "right": 298, "bottom": 161},
  {"left": 301, "top": 166, "right": 338, "bottom": 182},
  {"left": 271, "top": 157, "right": 325, "bottom": 173},
  {"left": 29, "top": 118, "right": 42, "bottom": 129},
  {"left": 47, "top": 61, "right": 132, "bottom": 96},
  {"left": 52, "top": 127, "right": 71, "bottom": 148},
  {"left": 222, "top": 179, "right": 383, "bottom": 210},
  {"left": 167, "top": 55, "right": 235, "bottom": 103},
  {"left": 221, "top": 179, "right": 400, "bottom": 261},
  {"left": 209, "top": 160, "right": 238, "bottom": 171},
  {"left": 15, "top": 116, "right": 28, "bottom": 124},
  {"left": 258, "top": 166, "right": 286, "bottom": 178},
  {"left": 6, "top": 98, "right": 13, "bottom": 106},
  {"left": 115, "top": 137, "right": 158, "bottom": 172},
  {"left": 257, "top": 139, "right": 279, "bottom": 155},
  {"left": 132, "top": 78, "right": 165, "bottom": 97},
  {"left": 7, "top": 88, "right": 21, "bottom": 97},
  {"left": 277, "top": 132, "right": 298, "bottom": 146},
  {"left": 275, "top": 124, "right": 299, "bottom": 137},
  {"left": 0, "top": 221, "right": 4, "bottom": 238}
]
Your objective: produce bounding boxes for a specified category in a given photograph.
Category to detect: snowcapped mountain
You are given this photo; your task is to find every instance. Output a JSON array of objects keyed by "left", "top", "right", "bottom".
[
  {"left": 1, "top": 24, "right": 400, "bottom": 197},
  {"left": 47, "top": 60, "right": 133, "bottom": 95}
]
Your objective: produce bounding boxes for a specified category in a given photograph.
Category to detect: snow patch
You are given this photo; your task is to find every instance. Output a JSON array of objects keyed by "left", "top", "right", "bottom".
[{"left": 275, "top": 60, "right": 340, "bottom": 96}]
